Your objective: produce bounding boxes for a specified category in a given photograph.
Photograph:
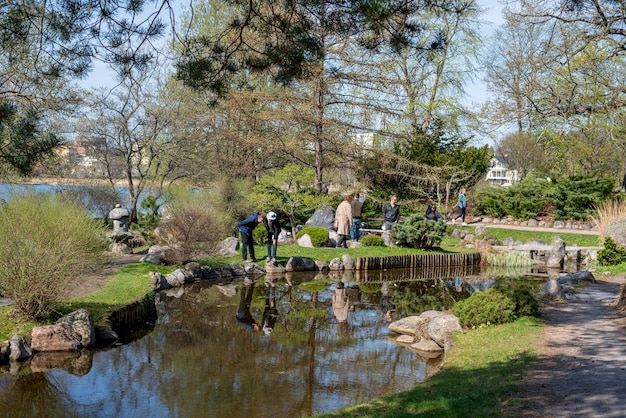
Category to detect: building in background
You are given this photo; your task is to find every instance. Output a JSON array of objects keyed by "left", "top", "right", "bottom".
[{"left": 486, "top": 155, "right": 519, "bottom": 186}]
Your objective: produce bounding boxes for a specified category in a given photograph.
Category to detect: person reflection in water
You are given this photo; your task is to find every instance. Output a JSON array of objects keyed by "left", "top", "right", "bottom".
[
  {"left": 332, "top": 282, "right": 352, "bottom": 324},
  {"left": 380, "top": 282, "right": 396, "bottom": 322},
  {"left": 262, "top": 280, "right": 279, "bottom": 336},
  {"left": 236, "top": 281, "right": 260, "bottom": 333}
]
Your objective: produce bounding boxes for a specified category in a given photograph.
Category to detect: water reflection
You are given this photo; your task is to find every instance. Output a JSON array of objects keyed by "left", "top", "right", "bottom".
[{"left": 0, "top": 269, "right": 494, "bottom": 417}]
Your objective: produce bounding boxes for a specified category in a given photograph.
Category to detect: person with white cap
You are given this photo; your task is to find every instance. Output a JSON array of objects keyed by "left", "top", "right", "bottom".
[{"left": 265, "top": 210, "right": 281, "bottom": 262}]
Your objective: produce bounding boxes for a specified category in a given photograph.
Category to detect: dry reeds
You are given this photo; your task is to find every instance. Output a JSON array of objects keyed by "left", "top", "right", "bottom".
[
  {"left": 592, "top": 198, "right": 626, "bottom": 238},
  {"left": 482, "top": 251, "right": 534, "bottom": 268}
]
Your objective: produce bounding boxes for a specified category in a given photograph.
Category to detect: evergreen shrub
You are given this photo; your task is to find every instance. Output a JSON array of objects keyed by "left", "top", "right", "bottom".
[
  {"left": 597, "top": 236, "right": 626, "bottom": 266},
  {"left": 453, "top": 287, "right": 517, "bottom": 327},
  {"left": 473, "top": 173, "right": 614, "bottom": 220},
  {"left": 253, "top": 224, "right": 267, "bottom": 245},
  {"left": 296, "top": 226, "right": 329, "bottom": 247},
  {"left": 393, "top": 214, "right": 446, "bottom": 249},
  {"left": 360, "top": 234, "right": 385, "bottom": 247}
]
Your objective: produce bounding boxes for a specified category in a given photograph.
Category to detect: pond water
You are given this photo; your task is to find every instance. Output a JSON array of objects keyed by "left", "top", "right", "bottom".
[{"left": 0, "top": 266, "right": 530, "bottom": 418}]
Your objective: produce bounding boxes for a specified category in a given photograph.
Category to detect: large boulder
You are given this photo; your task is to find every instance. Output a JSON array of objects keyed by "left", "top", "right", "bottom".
[
  {"left": 539, "top": 279, "right": 567, "bottom": 301},
  {"left": 30, "top": 309, "right": 95, "bottom": 352},
  {"left": 285, "top": 256, "right": 316, "bottom": 272},
  {"left": 305, "top": 206, "right": 336, "bottom": 230},
  {"left": 214, "top": 237, "right": 240, "bottom": 257},
  {"left": 427, "top": 314, "right": 462, "bottom": 350},
  {"left": 605, "top": 217, "right": 626, "bottom": 248},
  {"left": 390, "top": 310, "right": 462, "bottom": 353},
  {"left": 8, "top": 335, "right": 32, "bottom": 362}
]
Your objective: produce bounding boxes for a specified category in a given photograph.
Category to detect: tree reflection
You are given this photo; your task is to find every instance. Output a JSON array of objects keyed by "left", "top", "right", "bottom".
[{"left": 0, "top": 373, "right": 80, "bottom": 418}]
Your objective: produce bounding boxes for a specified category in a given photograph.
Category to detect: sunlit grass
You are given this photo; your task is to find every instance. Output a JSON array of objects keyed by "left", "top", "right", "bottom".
[{"left": 55, "top": 263, "right": 171, "bottom": 324}]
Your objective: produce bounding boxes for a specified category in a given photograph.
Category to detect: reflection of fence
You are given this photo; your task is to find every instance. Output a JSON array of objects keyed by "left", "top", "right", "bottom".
[
  {"left": 355, "top": 252, "right": 481, "bottom": 271},
  {"left": 106, "top": 291, "right": 157, "bottom": 342},
  {"left": 355, "top": 264, "right": 481, "bottom": 283}
]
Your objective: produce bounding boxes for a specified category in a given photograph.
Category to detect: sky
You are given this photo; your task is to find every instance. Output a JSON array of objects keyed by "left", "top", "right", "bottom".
[{"left": 81, "top": 0, "right": 507, "bottom": 142}]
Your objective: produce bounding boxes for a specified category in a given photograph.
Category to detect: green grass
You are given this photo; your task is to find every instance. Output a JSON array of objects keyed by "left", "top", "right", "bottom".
[
  {"left": 0, "top": 263, "right": 172, "bottom": 341},
  {"left": 56, "top": 263, "right": 171, "bottom": 323},
  {"left": 458, "top": 226, "right": 601, "bottom": 247},
  {"left": 313, "top": 317, "right": 543, "bottom": 418}
]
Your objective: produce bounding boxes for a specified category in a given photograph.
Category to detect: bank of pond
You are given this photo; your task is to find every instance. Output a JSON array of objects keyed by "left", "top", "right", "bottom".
[{"left": 2, "top": 251, "right": 580, "bottom": 418}]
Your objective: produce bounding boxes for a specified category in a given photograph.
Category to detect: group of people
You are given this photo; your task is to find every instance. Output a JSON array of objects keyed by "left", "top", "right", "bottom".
[
  {"left": 237, "top": 188, "right": 469, "bottom": 261},
  {"left": 235, "top": 280, "right": 281, "bottom": 335},
  {"left": 237, "top": 210, "right": 281, "bottom": 262},
  {"left": 424, "top": 188, "right": 468, "bottom": 224},
  {"left": 334, "top": 192, "right": 365, "bottom": 248}
]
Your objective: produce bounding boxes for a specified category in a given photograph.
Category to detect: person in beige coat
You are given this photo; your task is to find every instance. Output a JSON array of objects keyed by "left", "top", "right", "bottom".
[{"left": 334, "top": 194, "right": 353, "bottom": 248}]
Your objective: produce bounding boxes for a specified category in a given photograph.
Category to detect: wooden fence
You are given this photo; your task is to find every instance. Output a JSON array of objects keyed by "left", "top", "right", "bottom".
[{"left": 355, "top": 252, "right": 481, "bottom": 271}]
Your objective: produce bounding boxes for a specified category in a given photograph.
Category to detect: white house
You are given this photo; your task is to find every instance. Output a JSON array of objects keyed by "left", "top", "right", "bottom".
[{"left": 486, "top": 156, "right": 519, "bottom": 186}]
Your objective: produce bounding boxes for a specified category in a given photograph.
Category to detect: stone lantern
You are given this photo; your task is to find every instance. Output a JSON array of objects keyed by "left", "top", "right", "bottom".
[
  {"left": 107, "top": 204, "right": 134, "bottom": 254},
  {"left": 109, "top": 204, "right": 130, "bottom": 233}
]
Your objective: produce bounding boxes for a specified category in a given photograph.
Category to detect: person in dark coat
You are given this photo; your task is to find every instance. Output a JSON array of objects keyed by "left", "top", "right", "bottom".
[
  {"left": 265, "top": 211, "right": 281, "bottom": 262},
  {"left": 383, "top": 195, "right": 400, "bottom": 230},
  {"left": 425, "top": 203, "right": 443, "bottom": 221},
  {"left": 238, "top": 211, "right": 265, "bottom": 262}
]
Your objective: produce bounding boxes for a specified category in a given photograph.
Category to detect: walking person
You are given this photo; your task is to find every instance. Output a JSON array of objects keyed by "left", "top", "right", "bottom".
[
  {"left": 265, "top": 211, "right": 281, "bottom": 262},
  {"left": 238, "top": 211, "right": 266, "bottom": 262},
  {"left": 334, "top": 194, "right": 353, "bottom": 248},
  {"left": 452, "top": 188, "right": 467, "bottom": 225},
  {"left": 350, "top": 193, "right": 363, "bottom": 241},
  {"left": 383, "top": 195, "right": 400, "bottom": 230}
]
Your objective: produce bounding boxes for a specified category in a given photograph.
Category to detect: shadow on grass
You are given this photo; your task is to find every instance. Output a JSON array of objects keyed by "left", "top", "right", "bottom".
[{"left": 314, "top": 351, "right": 537, "bottom": 418}]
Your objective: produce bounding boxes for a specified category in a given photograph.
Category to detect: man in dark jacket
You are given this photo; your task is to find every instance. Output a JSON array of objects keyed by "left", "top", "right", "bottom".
[
  {"left": 383, "top": 195, "right": 400, "bottom": 230},
  {"left": 238, "top": 211, "right": 265, "bottom": 262}
]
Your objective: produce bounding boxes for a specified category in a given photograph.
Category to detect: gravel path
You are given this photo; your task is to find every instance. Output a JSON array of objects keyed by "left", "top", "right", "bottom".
[{"left": 513, "top": 274, "right": 626, "bottom": 417}]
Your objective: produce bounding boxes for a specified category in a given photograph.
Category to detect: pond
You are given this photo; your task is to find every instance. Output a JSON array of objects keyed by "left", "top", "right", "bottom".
[{"left": 0, "top": 267, "right": 544, "bottom": 417}]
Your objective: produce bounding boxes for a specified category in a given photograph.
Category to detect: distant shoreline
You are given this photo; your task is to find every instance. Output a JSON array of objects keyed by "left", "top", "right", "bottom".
[{"left": 9, "top": 177, "right": 127, "bottom": 187}]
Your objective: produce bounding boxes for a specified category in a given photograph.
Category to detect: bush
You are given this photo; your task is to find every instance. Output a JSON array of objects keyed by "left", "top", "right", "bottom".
[
  {"left": 0, "top": 193, "right": 107, "bottom": 320},
  {"left": 157, "top": 189, "right": 235, "bottom": 263},
  {"left": 360, "top": 234, "right": 385, "bottom": 247},
  {"left": 296, "top": 226, "right": 329, "bottom": 247},
  {"left": 393, "top": 214, "right": 447, "bottom": 249},
  {"left": 507, "top": 289, "right": 539, "bottom": 318},
  {"left": 473, "top": 173, "right": 615, "bottom": 220},
  {"left": 453, "top": 287, "right": 517, "bottom": 328},
  {"left": 597, "top": 236, "right": 626, "bottom": 266},
  {"left": 253, "top": 224, "right": 267, "bottom": 246}
]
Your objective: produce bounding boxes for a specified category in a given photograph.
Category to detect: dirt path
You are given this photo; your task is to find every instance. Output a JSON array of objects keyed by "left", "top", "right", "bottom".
[
  {"left": 63, "top": 253, "right": 145, "bottom": 299},
  {"left": 512, "top": 274, "right": 626, "bottom": 417}
]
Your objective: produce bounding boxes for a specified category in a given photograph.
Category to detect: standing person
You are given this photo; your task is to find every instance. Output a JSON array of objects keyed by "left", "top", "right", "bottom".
[
  {"left": 265, "top": 211, "right": 281, "bottom": 262},
  {"left": 382, "top": 195, "right": 400, "bottom": 230},
  {"left": 334, "top": 194, "right": 353, "bottom": 248},
  {"left": 452, "top": 188, "right": 467, "bottom": 225},
  {"left": 350, "top": 193, "right": 364, "bottom": 241},
  {"left": 238, "top": 211, "right": 266, "bottom": 262}
]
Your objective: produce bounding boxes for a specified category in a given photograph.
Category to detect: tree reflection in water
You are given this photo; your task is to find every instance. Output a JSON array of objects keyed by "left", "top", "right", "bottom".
[{"left": 1, "top": 267, "right": 537, "bottom": 417}]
